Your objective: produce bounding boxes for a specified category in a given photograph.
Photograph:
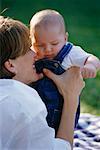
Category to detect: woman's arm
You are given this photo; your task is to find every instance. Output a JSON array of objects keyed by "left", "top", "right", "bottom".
[{"left": 44, "top": 67, "right": 85, "bottom": 148}]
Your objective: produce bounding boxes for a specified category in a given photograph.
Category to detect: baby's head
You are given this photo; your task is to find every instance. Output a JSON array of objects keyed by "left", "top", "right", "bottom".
[{"left": 30, "top": 9, "right": 68, "bottom": 59}]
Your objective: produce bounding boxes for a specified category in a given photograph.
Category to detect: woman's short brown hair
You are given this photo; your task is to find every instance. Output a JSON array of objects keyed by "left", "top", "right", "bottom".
[{"left": 0, "top": 16, "right": 31, "bottom": 78}]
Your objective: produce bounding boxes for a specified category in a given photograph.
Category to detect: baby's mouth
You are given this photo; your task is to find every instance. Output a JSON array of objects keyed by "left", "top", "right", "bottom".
[{"left": 45, "top": 55, "right": 53, "bottom": 59}]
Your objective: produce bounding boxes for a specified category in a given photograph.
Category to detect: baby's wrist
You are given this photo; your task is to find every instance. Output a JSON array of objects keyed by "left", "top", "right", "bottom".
[
  {"left": 85, "top": 61, "right": 100, "bottom": 71},
  {"left": 84, "top": 63, "right": 97, "bottom": 70}
]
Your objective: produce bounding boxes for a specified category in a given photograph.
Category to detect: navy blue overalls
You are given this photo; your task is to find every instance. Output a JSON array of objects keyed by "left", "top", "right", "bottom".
[{"left": 31, "top": 42, "right": 80, "bottom": 133}]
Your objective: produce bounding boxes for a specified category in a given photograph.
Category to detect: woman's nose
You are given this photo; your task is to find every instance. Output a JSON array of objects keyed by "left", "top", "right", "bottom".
[{"left": 30, "top": 49, "right": 36, "bottom": 59}]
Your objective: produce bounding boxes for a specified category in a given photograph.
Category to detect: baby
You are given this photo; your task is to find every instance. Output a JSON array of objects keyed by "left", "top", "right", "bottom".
[{"left": 30, "top": 9, "right": 100, "bottom": 132}]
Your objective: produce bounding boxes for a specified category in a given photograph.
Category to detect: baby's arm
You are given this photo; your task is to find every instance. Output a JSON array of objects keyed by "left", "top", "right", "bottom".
[
  {"left": 62, "top": 45, "right": 100, "bottom": 79},
  {"left": 81, "top": 55, "right": 100, "bottom": 78}
]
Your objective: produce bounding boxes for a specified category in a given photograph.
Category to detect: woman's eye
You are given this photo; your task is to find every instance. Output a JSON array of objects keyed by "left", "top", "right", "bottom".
[
  {"left": 36, "top": 45, "right": 44, "bottom": 48},
  {"left": 36, "top": 44, "right": 41, "bottom": 47}
]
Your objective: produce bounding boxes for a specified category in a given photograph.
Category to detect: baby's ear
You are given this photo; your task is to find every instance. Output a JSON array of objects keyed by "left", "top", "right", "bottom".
[
  {"left": 66, "top": 32, "right": 69, "bottom": 37},
  {"left": 65, "top": 32, "right": 69, "bottom": 41}
]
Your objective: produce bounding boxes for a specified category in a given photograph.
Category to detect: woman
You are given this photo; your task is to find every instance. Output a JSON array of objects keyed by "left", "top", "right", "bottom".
[{"left": 0, "top": 16, "right": 85, "bottom": 150}]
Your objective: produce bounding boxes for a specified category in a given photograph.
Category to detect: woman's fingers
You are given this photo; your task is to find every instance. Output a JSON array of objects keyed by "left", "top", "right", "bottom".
[
  {"left": 43, "top": 68, "right": 60, "bottom": 83},
  {"left": 43, "top": 67, "right": 85, "bottom": 96}
]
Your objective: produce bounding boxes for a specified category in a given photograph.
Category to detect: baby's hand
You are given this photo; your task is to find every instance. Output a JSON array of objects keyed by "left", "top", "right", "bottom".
[{"left": 81, "top": 64, "right": 97, "bottom": 78}]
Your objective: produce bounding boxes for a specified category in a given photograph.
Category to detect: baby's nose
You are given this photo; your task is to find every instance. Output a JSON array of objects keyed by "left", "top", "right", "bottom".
[{"left": 45, "top": 45, "right": 52, "bottom": 52}]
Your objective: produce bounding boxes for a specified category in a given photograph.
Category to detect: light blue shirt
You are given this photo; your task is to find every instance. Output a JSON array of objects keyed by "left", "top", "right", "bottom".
[{"left": 0, "top": 79, "right": 71, "bottom": 150}]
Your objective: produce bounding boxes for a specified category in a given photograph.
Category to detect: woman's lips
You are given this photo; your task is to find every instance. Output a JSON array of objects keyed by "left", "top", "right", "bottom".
[{"left": 33, "top": 64, "right": 36, "bottom": 69}]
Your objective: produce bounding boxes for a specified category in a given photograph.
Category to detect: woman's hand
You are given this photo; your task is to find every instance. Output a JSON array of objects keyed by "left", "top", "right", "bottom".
[
  {"left": 43, "top": 66, "right": 85, "bottom": 98},
  {"left": 44, "top": 67, "right": 85, "bottom": 146}
]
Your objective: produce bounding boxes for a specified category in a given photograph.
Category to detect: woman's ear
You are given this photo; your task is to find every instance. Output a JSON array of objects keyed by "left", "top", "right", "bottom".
[{"left": 4, "top": 59, "right": 17, "bottom": 74}]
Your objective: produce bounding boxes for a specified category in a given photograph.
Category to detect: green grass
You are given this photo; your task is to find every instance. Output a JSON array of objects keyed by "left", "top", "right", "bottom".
[
  {"left": 1, "top": 0, "right": 100, "bottom": 115},
  {"left": 81, "top": 71, "right": 100, "bottom": 115}
]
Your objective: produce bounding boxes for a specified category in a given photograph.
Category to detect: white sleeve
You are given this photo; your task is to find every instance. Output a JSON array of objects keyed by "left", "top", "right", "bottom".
[
  {"left": 2, "top": 106, "right": 71, "bottom": 150},
  {"left": 0, "top": 98, "right": 71, "bottom": 150},
  {"left": 62, "top": 45, "right": 92, "bottom": 69},
  {"left": 22, "top": 114, "right": 71, "bottom": 150},
  {"left": 0, "top": 80, "right": 71, "bottom": 150},
  {"left": 53, "top": 138, "right": 71, "bottom": 150}
]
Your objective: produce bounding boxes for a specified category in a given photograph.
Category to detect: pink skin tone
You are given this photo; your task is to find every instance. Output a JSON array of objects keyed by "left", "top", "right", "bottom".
[
  {"left": 5, "top": 49, "right": 43, "bottom": 84},
  {"left": 31, "top": 25, "right": 67, "bottom": 60},
  {"left": 13, "top": 50, "right": 43, "bottom": 83},
  {"left": 81, "top": 63, "right": 97, "bottom": 78},
  {"left": 81, "top": 55, "right": 100, "bottom": 78}
]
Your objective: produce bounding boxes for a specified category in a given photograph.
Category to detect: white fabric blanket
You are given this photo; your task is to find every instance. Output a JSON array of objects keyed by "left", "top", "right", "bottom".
[{"left": 74, "top": 113, "right": 100, "bottom": 150}]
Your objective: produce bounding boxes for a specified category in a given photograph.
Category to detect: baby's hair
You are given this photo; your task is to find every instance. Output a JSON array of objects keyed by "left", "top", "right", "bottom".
[{"left": 30, "top": 9, "right": 67, "bottom": 36}]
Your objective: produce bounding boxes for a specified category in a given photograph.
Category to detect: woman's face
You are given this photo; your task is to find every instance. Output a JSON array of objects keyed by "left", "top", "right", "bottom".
[{"left": 11, "top": 49, "right": 42, "bottom": 84}]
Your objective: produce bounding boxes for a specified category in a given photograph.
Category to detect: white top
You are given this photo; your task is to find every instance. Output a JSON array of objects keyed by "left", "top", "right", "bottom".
[
  {"left": 62, "top": 43, "right": 92, "bottom": 69},
  {"left": 0, "top": 79, "right": 71, "bottom": 150}
]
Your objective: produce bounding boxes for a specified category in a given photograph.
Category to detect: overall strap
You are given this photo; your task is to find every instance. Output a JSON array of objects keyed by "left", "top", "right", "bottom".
[{"left": 54, "top": 42, "right": 73, "bottom": 63}]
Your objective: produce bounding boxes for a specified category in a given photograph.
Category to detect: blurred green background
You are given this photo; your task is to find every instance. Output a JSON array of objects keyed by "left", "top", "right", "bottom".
[{"left": 1, "top": 0, "right": 100, "bottom": 115}]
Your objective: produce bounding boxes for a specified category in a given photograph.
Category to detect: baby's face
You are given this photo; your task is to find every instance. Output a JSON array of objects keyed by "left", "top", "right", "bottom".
[{"left": 31, "top": 25, "right": 67, "bottom": 59}]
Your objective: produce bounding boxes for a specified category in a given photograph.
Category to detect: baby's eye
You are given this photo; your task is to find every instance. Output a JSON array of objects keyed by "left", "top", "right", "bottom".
[{"left": 52, "top": 42, "right": 59, "bottom": 45}]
